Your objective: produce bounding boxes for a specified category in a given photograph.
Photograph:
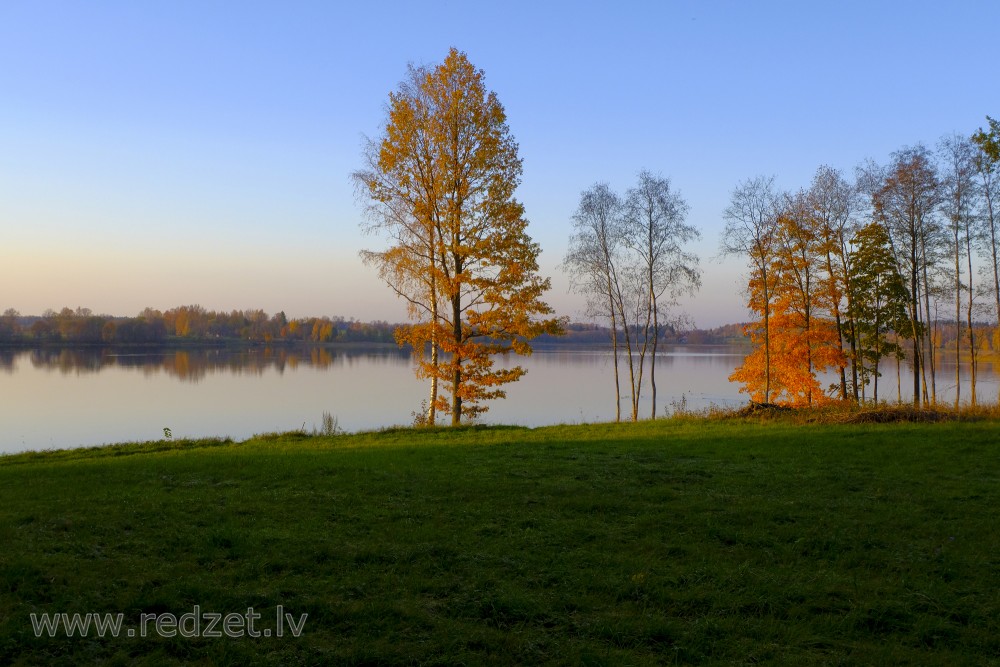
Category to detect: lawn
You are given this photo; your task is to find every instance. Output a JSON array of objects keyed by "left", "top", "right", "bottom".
[{"left": 1, "top": 418, "right": 999, "bottom": 665}]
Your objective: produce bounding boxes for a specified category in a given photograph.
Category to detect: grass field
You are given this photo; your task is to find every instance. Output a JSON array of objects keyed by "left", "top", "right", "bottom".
[{"left": 1, "top": 418, "right": 999, "bottom": 665}]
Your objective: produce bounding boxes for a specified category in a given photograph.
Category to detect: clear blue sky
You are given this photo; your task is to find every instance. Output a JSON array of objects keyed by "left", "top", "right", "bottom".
[{"left": 2, "top": 1, "right": 996, "bottom": 327}]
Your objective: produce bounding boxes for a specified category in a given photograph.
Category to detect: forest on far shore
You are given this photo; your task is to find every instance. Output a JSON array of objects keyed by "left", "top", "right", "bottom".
[
  {"left": 0, "top": 305, "right": 994, "bottom": 352},
  {"left": 0, "top": 305, "right": 745, "bottom": 347}
]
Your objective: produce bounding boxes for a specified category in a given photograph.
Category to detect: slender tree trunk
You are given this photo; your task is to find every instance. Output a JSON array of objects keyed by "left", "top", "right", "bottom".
[
  {"left": 921, "top": 257, "right": 936, "bottom": 405},
  {"left": 858, "top": 324, "right": 866, "bottom": 403},
  {"left": 632, "top": 292, "right": 652, "bottom": 421},
  {"left": 896, "top": 351, "right": 902, "bottom": 405},
  {"left": 649, "top": 262, "right": 658, "bottom": 419},
  {"left": 427, "top": 269, "right": 439, "bottom": 425},
  {"left": 603, "top": 241, "right": 623, "bottom": 423},
  {"left": 614, "top": 291, "right": 638, "bottom": 422},
  {"left": 965, "top": 224, "right": 977, "bottom": 406},
  {"left": 988, "top": 189, "right": 1000, "bottom": 331},
  {"left": 991, "top": 182, "right": 1000, "bottom": 402},
  {"left": 763, "top": 275, "right": 771, "bottom": 404},
  {"left": 847, "top": 309, "right": 859, "bottom": 402},
  {"left": 804, "top": 288, "right": 813, "bottom": 406},
  {"left": 910, "top": 246, "right": 921, "bottom": 407},
  {"left": 968, "top": 295, "right": 977, "bottom": 408},
  {"left": 428, "top": 339, "right": 438, "bottom": 425},
  {"left": 625, "top": 327, "right": 638, "bottom": 422},
  {"left": 609, "top": 296, "right": 621, "bottom": 423},
  {"left": 873, "top": 328, "right": 880, "bottom": 403},
  {"left": 825, "top": 251, "right": 848, "bottom": 400},
  {"left": 834, "top": 309, "right": 847, "bottom": 400},
  {"left": 860, "top": 350, "right": 866, "bottom": 403},
  {"left": 955, "top": 226, "right": 962, "bottom": 409},
  {"left": 805, "top": 264, "right": 813, "bottom": 406},
  {"left": 450, "top": 283, "right": 463, "bottom": 426},
  {"left": 919, "top": 313, "right": 930, "bottom": 406},
  {"left": 841, "top": 246, "right": 860, "bottom": 403}
]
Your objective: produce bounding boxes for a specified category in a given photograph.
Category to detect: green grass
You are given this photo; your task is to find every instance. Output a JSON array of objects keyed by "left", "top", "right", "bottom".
[{"left": 2, "top": 419, "right": 999, "bottom": 665}]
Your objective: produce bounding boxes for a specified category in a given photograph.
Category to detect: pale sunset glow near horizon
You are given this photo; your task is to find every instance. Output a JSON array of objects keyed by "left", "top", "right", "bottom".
[{"left": 2, "top": 1, "right": 996, "bottom": 328}]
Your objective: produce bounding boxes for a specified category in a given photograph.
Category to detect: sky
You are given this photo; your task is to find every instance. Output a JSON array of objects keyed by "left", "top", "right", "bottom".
[{"left": 1, "top": 1, "right": 997, "bottom": 328}]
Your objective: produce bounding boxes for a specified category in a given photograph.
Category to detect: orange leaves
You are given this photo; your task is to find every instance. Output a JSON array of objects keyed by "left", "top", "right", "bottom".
[
  {"left": 731, "top": 312, "right": 843, "bottom": 407},
  {"left": 357, "top": 49, "right": 561, "bottom": 424},
  {"left": 730, "top": 189, "right": 847, "bottom": 407}
]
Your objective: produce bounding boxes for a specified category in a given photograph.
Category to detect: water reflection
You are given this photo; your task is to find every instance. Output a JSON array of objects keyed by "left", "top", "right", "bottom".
[
  {"left": 1, "top": 344, "right": 997, "bottom": 454},
  {"left": 8, "top": 346, "right": 411, "bottom": 383}
]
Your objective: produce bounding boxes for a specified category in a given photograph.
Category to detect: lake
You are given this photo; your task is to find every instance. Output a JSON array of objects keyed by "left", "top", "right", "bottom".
[{"left": 1, "top": 345, "right": 997, "bottom": 454}]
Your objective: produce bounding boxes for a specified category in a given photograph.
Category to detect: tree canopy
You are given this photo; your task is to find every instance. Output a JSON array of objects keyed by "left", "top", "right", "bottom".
[{"left": 355, "top": 48, "right": 561, "bottom": 425}]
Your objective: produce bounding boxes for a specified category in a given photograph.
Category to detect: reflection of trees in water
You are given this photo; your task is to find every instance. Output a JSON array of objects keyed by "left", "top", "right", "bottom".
[
  {"left": 19, "top": 347, "right": 411, "bottom": 382},
  {"left": 0, "top": 350, "right": 18, "bottom": 372}
]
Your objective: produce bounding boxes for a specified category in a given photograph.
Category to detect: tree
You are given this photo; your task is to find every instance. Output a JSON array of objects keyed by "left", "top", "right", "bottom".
[
  {"left": 564, "top": 173, "right": 700, "bottom": 422},
  {"left": 355, "top": 48, "right": 561, "bottom": 425},
  {"left": 564, "top": 183, "right": 626, "bottom": 421},
  {"left": 721, "top": 176, "right": 780, "bottom": 403},
  {"left": 871, "top": 146, "right": 941, "bottom": 407},
  {"left": 848, "top": 222, "right": 910, "bottom": 403},
  {"left": 972, "top": 116, "right": 1000, "bottom": 378},
  {"left": 0, "top": 308, "right": 21, "bottom": 342},
  {"left": 729, "top": 192, "right": 845, "bottom": 407},
  {"left": 938, "top": 133, "right": 978, "bottom": 406},
  {"left": 806, "top": 166, "right": 860, "bottom": 401},
  {"left": 622, "top": 171, "right": 700, "bottom": 418}
]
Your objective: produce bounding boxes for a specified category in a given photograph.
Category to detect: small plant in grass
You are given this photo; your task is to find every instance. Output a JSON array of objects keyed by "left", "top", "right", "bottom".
[
  {"left": 668, "top": 393, "right": 690, "bottom": 417},
  {"left": 411, "top": 401, "right": 430, "bottom": 428},
  {"left": 313, "top": 411, "right": 342, "bottom": 436}
]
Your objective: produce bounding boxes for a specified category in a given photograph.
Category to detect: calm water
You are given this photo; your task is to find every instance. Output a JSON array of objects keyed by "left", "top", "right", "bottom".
[{"left": 1, "top": 345, "right": 997, "bottom": 454}]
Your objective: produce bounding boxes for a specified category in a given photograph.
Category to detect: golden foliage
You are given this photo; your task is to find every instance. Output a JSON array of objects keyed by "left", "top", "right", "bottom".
[
  {"left": 357, "top": 48, "right": 562, "bottom": 424},
  {"left": 731, "top": 201, "right": 846, "bottom": 407}
]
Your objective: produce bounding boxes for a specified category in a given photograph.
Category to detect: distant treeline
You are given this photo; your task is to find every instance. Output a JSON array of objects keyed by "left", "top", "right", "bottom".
[
  {"left": 0, "top": 306, "right": 396, "bottom": 346},
  {"left": 0, "top": 306, "right": 751, "bottom": 348},
  {"left": 2, "top": 306, "right": 991, "bottom": 350},
  {"left": 535, "top": 322, "right": 750, "bottom": 346}
]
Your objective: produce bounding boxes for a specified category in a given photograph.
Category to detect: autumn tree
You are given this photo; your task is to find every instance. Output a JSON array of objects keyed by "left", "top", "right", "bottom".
[
  {"left": 729, "top": 191, "right": 845, "bottom": 407},
  {"left": 721, "top": 176, "right": 780, "bottom": 403},
  {"left": 355, "top": 48, "right": 561, "bottom": 425}
]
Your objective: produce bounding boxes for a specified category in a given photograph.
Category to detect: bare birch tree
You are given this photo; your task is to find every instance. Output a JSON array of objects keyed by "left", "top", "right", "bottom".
[
  {"left": 565, "top": 173, "right": 700, "bottom": 421},
  {"left": 939, "top": 133, "right": 978, "bottom": 406},
  {"left": 622, "top": 171, "right": 700, "bottom": 418},
  {"left": 564, "top": 184, "right": 626, "bottom": 421}
]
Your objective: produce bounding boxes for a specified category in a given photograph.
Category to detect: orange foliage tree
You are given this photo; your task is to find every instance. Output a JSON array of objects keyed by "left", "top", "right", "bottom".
[
  {"left": 721, "top": 176, "right": 781, "bottom": 403},
  {"left": 729, "top": 190, "right": 846, "bottom": 406},
  {"left": 355, "top": 48, "right": 561, "bottom": 425}
]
